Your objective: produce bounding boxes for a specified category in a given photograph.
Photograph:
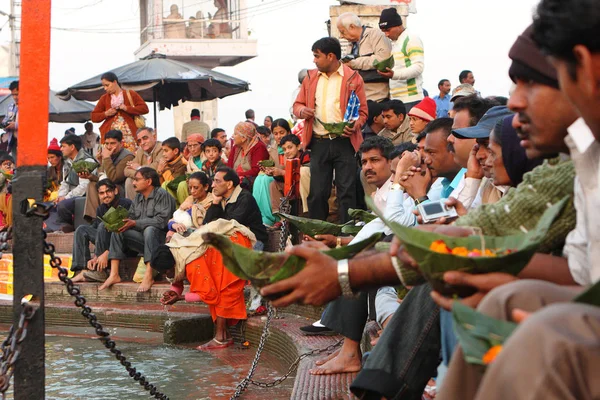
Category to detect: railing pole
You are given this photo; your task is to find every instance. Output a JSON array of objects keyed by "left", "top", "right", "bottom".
[{"left": 13, "top": 0, "right": 51, "bottom": 399}]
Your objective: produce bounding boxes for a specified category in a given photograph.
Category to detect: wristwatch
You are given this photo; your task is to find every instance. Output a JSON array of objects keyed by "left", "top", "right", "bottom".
[
  {"left": 337, "top": 259, "right": 357, "bottom": 298},
  {"left": 415, "top": 195, "right": 429, "bottom": 205}
]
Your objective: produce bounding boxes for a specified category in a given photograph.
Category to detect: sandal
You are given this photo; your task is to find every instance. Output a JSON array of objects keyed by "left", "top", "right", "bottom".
[{"left": 196, "top": 338, "right": 234, "bottom": 351}]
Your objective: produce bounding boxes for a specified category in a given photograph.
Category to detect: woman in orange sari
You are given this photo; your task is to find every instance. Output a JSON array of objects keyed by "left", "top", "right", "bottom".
[{"left": 151, "top": 231, "right": 251, "bottom": 350}]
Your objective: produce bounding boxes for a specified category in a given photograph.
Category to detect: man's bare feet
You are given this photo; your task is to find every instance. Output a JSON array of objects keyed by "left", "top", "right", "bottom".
[
  {"left": 71, "top": 272, "right": 86, "bottom": 283},
  {"left": 98, "top": 275, "right": 121, "bottom": 290},
  {"left": 309, "top": 349, "right": 362, "bottom": 375},
  {"left": 315, "top": 348, "right": 340, "bottom": 366},
  {"left": 137, "top": 277, "right": 154, "bottom": 292}
]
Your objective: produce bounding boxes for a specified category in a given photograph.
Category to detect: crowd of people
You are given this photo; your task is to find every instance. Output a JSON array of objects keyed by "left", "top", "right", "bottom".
[{"left": 1, "top": 0, "right": 598, "bottom": 396}]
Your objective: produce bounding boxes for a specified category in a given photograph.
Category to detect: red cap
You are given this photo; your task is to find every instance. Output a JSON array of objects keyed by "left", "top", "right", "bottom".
[
  {"left": 408, "top": 97, "right": 437, "bottom": 122},
  {"left": 48, "top": 138, "right": 61, "bottom": 154}
]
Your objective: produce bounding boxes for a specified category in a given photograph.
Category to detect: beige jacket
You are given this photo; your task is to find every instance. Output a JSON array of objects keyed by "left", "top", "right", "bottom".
[
  {"left": 378, "top": 117, "right": 413, "bottom": 145},
  {"left": 124, "top": 141, "right": 164, "bottom": 178},
  {"left": 347, "top": 26, "right": 392, "bottom": 102}
]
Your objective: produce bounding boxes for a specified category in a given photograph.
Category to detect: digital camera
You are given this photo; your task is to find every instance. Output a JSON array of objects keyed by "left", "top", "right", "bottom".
[{"left": 417, "top": 199, "right": 458, "bottom": 223}]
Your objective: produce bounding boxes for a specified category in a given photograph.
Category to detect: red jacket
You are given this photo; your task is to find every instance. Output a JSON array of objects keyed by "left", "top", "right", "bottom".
[
  {"left": 91, "top": 90, "right": 149, "bottom": 142},
  {"left": 227, "top": 139, "right": 270, "bottom": 183},
  {"left": 293, "top": 64, "right": 368, "bottom": 152}
]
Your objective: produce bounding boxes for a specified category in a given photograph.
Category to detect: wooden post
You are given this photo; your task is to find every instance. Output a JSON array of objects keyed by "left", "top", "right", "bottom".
[{"left": 13, "top": 0, "right": 51, "bottom": 398}]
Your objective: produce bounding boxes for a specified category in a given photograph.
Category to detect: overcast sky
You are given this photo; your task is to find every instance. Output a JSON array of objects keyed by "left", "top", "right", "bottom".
[{"left": 0, "top": 0, "right": 540, "bottom": 143}]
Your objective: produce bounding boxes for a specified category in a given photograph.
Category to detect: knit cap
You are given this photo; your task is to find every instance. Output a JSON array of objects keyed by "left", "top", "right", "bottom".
[
  {"left": 509, "top": 25, "right": 559, "bottom": 89},
  {"left": 48, "top": 138, "right": 62, "bottom": 157},
  {"left": 379, "top": 8, "right": 403, "bottom": 30},
  {"left": 407, "top": 97, "right": 436, "bottom": 122}
]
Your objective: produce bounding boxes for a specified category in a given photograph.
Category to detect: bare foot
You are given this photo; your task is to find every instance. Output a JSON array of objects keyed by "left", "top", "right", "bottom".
[
  {"left": 98, "top": 275, "right": 121, "bottom": 290},
  {"left": 71, "top": 273, "right": 86, "bottom": 283},
  {"left": 137, "top": 277, "right": 154, "bottom": 292},
  {"left": 315, "top": 348, "right": 340, "bottom": 366},
  {"left": 309, "top": 349, "right": 362, "bottom": 375}
]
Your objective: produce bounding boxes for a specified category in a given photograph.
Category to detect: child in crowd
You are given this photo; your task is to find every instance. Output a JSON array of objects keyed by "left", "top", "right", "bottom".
[
  {"left": 158, "top": 137, "right": 188, "bottom": 205},
  {"left": 407, "top": 97, "right": 437, "bottom": 138},
  {"left": 201, "top": 139, "right": 226, "bottom": 179},
  {"left": 256, "top": 125, "right": 273, "bottom": 148},
  {"left": 268, "top": 134, "right": 310, "bottom": 220}
]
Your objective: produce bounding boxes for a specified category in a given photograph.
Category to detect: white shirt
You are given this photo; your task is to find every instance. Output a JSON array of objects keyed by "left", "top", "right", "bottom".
[{"left": 562, "top": 118, "right": 600, "bottom": 285}]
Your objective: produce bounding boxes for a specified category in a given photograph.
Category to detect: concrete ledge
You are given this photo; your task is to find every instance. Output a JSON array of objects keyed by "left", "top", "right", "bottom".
[{"left": 163, "top": 315, "right": 214, "bottom": 345}]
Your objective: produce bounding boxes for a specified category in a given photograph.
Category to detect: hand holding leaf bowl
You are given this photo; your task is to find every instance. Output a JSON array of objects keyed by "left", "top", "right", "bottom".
[
  {"left": 366, "top": 196, "right": 568, "bottom": 296},
  {"left": 202, "top": 232, "right": 381, "bottom": 299},
  {"left": 316, "top": 118, "right": 355, "bottom": 136},
  {"left": 99, "top": 206, "right": 130, "bottom": 232},
  {"left": 72, "top": 160, "right": 99, "bottom": 174}
]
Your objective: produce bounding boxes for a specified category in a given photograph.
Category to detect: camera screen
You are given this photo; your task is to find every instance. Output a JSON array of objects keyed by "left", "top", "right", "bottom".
[{"left": 422, "top": 202, "right": 444, "bottom": 215}]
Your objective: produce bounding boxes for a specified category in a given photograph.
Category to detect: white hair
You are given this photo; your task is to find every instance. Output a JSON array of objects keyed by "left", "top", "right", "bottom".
[{"left": 337, "top": 12, "right": 361, "bottom": 30}]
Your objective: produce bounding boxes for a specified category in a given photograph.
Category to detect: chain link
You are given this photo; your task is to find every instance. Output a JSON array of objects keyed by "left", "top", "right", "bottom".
[
  {"left": 0, "top": 300, "right": 36, "bottom": 399},
  {"left": 41, "top": 230, "right": 170, "bottom": 400}
]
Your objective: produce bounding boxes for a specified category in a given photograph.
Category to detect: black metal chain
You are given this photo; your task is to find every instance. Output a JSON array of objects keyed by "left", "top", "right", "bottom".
[
  {"left": 42, "top": 231, "right": 170, "bottom": 400},
  {"left": 0, "top": 300, "right": 36, "bottom": 400}
]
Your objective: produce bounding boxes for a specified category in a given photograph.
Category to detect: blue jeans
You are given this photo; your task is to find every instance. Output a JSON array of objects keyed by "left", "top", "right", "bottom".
[
  {"left": 440, "top": 309, "right": 458, "bottom": 366},
  {"left": 71, "top": 222, "right": 111, "bottom": 271}
]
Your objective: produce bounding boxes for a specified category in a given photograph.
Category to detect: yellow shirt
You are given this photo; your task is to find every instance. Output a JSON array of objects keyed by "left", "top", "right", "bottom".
[{"left": 313, "top": 64, "right": 344, "bottom": 135}]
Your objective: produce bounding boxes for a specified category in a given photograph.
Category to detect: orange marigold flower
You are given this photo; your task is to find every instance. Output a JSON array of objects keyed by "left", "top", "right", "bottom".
[
  {"left": 430, "top": 240, "right": 452, "bottom": 254},
  {"left": 451, "top": 247, "right": 469, "bottom": 256},
  {"left": 483, "top": 345, "right": 503, "bottom": 364}
]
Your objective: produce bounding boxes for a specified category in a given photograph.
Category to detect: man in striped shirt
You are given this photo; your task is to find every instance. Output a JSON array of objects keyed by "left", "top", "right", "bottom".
[{"left": 377, "top": 8, "right": 425, "bottom": 112}]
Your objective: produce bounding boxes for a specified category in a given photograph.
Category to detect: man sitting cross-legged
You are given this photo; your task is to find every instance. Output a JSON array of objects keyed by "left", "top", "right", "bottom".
[
  {"left": 100, "top": 167, "right": 176, "bottom": 291},
  {"left": 71, "top": 179, "right": 132, "bottom": 281}
]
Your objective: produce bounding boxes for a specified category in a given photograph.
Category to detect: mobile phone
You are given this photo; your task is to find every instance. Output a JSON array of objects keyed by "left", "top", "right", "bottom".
[
  {"left": 417, "top": 199, "right": 458, "bottom": 223},
  {"left": 341, "top": 54, "right": 355, "bottom": 63}
]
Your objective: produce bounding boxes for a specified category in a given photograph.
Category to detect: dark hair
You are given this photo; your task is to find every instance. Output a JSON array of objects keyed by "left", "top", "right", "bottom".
[
  {"left": 202, "top": 138, "right": 223, "bottom": 152},
  {"left": 60, "top": 134, "right": 82, "bottom": 151},
  {"left": 272, "top": 118, "right": 291, "bottom": 133},
  {"left": 390, "top": 142, "right": 418, "bottom": 160},
  {"left": 190, "top": 109, "right": 200, "bottom": 117},
  {"left": 150, "top": 245, "right": 175, "bottom": 273},
  {"left": 265, "top": 115, "right": 273, "bottom": 123},
  {"left": 437, "top": 79, "right": 450, "bottom": 88},
  {"left": 136, "top": 167, "right": 161, "bottom": 187},
  {"left": 215, "top": 166, "right": 240, "bottom": 187},
  {"left": 359, "top": 136, "right": 394, "bottom": 160},
  {"left": 459, "top": 70, "right": 472, "bottom": 83},
  {"left": 188, "top": 171, "right": 210, "bottom": 186},
  {"left": 424, "top": 117, "right": 454, "bottom": 139},
  {"left": 452, "top": 95, "right": 494, "bottom": 127},
  {"left": 367, "top": 100, "right": 383, "bottom": 126},
  {"left": 415, "top": 131, "right": 428, "bottom": 143},
  {"left": 162, "top": 137, "right": 181, "bottom": 151},
  {"left": 8, "top": 81, "right": 18, "bottom": 91},
  {"left": 486, "top": 96, "right": 509, "bottom": 106},
  {"left": 105, "top": 129, "right": 123, "bottom": 142},
  {"left": 311, "top": 37, "right": 342, "bottom": 60},
  {"left": 100, "top": 72, "right": 120, "bottom": 86},
  {"left": 245, "top": 109, "right": 255, "bottom": 119},
  {"left": 0, "top": 153, "right": 14, "bottom": 164},
  {"left": 279, "top": 134, "right": 301, "bottom": 147},
  {"left": 256, "top": 126, "right": 271, "bottom": 136},
  {"left": 84, "top": 122, "right": 93, "bottom": 129},
  {"left": 532, "top": 0, "right": 600, "bottom": 80},
  {"left": 211, "top": 128, "right": 225, "bottom": 138},
  {"left": 381, "top": 99, "right": 407, "bottom": 116},
  {"left": 96, "top": 178, "right": 117, "bottom": 191}
]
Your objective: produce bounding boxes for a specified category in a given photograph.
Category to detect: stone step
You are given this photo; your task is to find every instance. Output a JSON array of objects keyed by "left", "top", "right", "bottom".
[
  {"left": 45, "top": 281, "right": 175, "bottom": 304},
  {"left": 0, "top": 298, "right": 213, "bottom": 334}
]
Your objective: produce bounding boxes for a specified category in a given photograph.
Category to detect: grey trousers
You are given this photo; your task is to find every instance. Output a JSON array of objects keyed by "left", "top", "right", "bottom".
[
  {"left": 438, "top": 280, "right": 595, "bottom": 400},
  {"left": 108, "top": 226, "right": 166, "bottom": 263},
  {"left": 321, "top": 291, "right": 370, "bottom": 342},
  {"left": 71, "top": 222, "right": 111, "bottom": 271}
]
